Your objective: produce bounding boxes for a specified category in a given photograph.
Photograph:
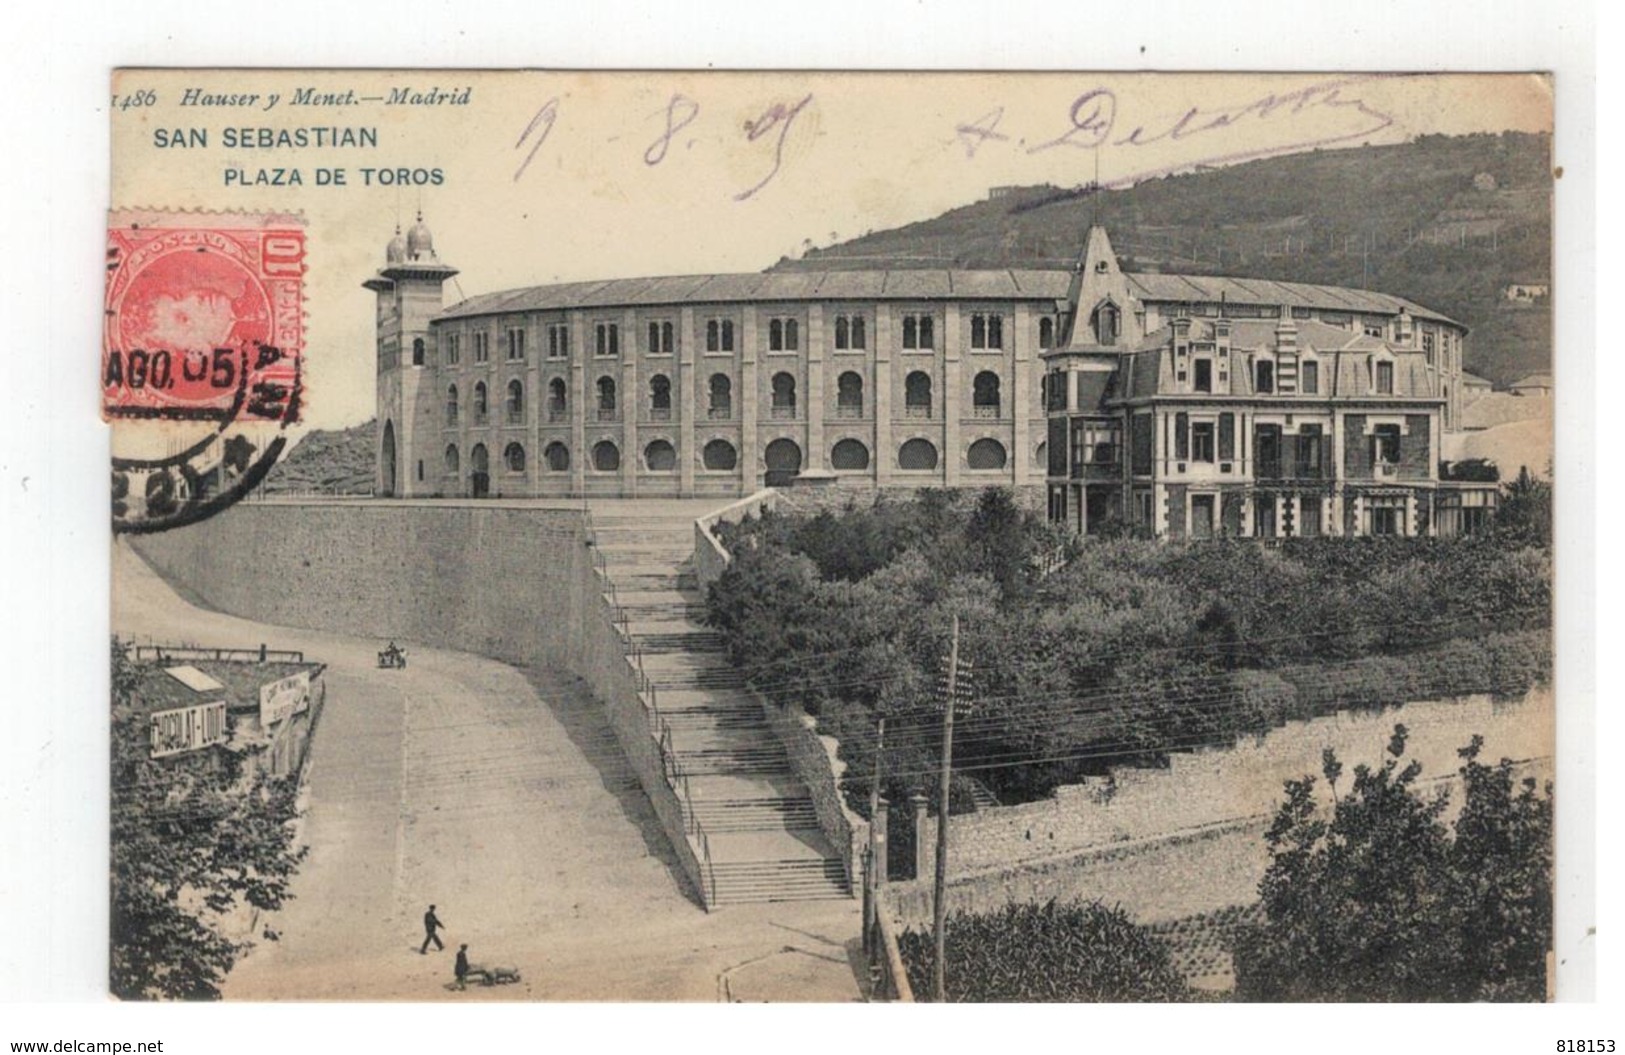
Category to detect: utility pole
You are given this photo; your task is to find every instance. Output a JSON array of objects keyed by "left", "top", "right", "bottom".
[
  {"left": 932, "top": 615, "right": 966, "bottom": 1003},
  {"left": 865, "top": 718, "right": 886, "bottom": 953}
]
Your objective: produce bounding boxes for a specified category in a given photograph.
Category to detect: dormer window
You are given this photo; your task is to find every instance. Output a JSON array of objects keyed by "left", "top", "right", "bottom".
[
  {"left": 1090, "top": 300, "right": 1120, "bottom": 346},
  {"left": 1194, "top": 359, "right": 1213, "bottom": 393},
  {"left": 1301, "top": 359, "right": 1320, "bottom": 395},
  {"left": 1375, "top": 360, "right": 1395, "bottom": 394},
  {"left": 1255, "top": 359, "right": 1275, "bottom": 394}
]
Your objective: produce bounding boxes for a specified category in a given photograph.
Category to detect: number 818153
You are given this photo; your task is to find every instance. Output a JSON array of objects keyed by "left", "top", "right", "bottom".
[{"left": 1558, "top": 1042, "right": 1615, "bottom": 1052}]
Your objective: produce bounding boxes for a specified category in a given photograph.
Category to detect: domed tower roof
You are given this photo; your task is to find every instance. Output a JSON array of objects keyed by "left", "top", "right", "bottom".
[
  {"left": 385, "top": 225, "right": 407, "bottom": 264},
  {"left": 406, "top": 212, "right": 435, "bottom": 260}
]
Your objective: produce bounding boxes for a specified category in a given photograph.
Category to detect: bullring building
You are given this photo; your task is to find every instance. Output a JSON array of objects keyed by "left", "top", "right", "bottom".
[{"left": 370, "top": 216, "right": 1493, "bottom": 538}]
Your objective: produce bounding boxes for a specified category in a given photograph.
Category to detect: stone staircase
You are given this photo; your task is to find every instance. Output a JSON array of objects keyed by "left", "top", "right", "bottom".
[{"left": 588, "top": 501, "right": 851, "bottom": 907}]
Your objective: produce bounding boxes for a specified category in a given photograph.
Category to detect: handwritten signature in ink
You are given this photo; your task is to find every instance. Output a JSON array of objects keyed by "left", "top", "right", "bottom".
[{"left": 955, "top": 77, "right": 1396, "bottom": 182}]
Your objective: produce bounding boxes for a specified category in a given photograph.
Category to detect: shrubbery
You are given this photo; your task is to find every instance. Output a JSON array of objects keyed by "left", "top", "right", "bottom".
[{"left": 897, "top": 899, "right": 1190, "bottom": 1002}]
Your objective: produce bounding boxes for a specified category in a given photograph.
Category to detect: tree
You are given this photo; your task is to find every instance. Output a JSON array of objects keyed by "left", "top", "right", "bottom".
[
  {"left": 110, "top": 639, "right": 306, "bottom": 1000},
  {"left": 1232, "top": 725, "right": 1552, "bottom": 1001},
  {"left": 1497, "top": 465, "right": 1553, "bottom": 548}
]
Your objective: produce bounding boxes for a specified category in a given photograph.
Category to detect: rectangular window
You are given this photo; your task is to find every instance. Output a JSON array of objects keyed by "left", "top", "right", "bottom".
[
  {"left": 1296, "top": 425, "right": 1324, "bottom": 477},
  {"left": 1131, "top": 414, "right": 1154, "bottom": 476},
  {"left": 1217, "top": 413, "right": 1235, "bottom": 461},
  {"left": 1174, "top": 412, "right": 1190, "bottom": 461},
  {"left": 1376, "top": 360, "right": 1395, "bottom": 394},
  {"left": 1422, "top": 331, "right": 1436, "bottom": 362},
  {"left": 1191, "top": 421, "right": 1215, "bottom": 463},
  {"left": 445, "top": 334, "right": 461, "bottom": 365},
  {"left": 546, "top": 324, "right": 569, "bottom": 359},
  {"left": 1300, "top": 360, "right": 1319, "bottom": 394},
  {"left": 595, "top": 323, "right": 620, "bottom": 357},
  {"left": 1194, "top": 359, "right": 1213, "bottom": 393},
  {"left": 1299, "top": 495, "right": 1322, "bottom": 536},
  {"left": 1371, "top": 423, "right": 1402, "bottom": 465},
  {"left": 1364, "top": 322, "right": 1385, "bottom": 339},
  {"left": 506, "top": 327, "right": 525, "bottom": 361},
  {"left": 473, "top": 332, "right": 490, "bottom": 364},
  {"left": 1191, "top": 495, "right": 1215, "bottom": 540}
]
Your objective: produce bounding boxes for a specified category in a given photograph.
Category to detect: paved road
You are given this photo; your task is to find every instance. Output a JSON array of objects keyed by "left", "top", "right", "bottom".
[{"left": 113, "top": 539, "right": 862, "bottom": 1001}]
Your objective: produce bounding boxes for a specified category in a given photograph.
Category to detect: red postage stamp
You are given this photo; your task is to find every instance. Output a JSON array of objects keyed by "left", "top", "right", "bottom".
[{"left": 103, "top": 210, "right": 306, "bottom": 423}]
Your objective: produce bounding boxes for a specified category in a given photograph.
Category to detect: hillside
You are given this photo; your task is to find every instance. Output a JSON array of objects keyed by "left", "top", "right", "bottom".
[
  {"left": 777, "top": 132, "right": 1552, "bottom": 386},
  {"left": 263, "top": 420, "right": 375, "bottom": 495}
]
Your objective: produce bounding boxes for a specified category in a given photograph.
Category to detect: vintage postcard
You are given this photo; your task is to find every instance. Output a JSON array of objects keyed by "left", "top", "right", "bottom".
[{"left": 106, "top": 69, "right": 1559, "bottom": 1002}]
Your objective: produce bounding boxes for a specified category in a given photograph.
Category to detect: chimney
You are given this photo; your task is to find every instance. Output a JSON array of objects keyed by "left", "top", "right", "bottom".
[{"left": 1275, "top": 304, "right": 1298, "bottom": 354}]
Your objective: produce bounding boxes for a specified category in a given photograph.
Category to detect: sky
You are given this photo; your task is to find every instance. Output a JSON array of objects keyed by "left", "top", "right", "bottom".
[{"left": 110, "top": 70, "right": 1553, "bottom": 432}]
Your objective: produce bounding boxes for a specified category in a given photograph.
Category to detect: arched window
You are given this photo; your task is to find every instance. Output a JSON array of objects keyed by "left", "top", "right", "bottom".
[
  {"left": 902, "top": 315, "right": 917, "bottom": 348},
  {"left": 662, "top": 321, "right": 675, "bottom": 354},
  {"left": 834, "top": 316, "right": 849, "bottom": 349},
  {"left": 1034, "top": 441, "right": 1047, "bottom": 470},
  {"left": 905, "top": 371, "right": 933, "bottom": 418},
  {"left": 446, "top": 384, "right": 459, "bottom": 426},
  {"left": 706, "top": 319, "right": 720, "bottom": 352},
  {"left": 544, "top": 442, "right": 570, "bottom": 472},
  {"left": 644, "top": 439, "right": 676, "bottom": 472},
  {"left": 649, "top": 374, "right": 672, "bottom": 420},
  {"left": 970, "top": 314, "right": 986, "bottom": 348},
  {"left": 470, "top": 443, "right": 489, "bottom": 473},
  {"left": 504, "top": 442, "right": 526, "bottom": 473},
  {"left": 412, "top": 337, "right": 425, "bottom": 366},
  {"left": 898, "top": 438, "right": 939, "bottom": 471},
  {"left": 473, "top": 381, "right": 488, "bottom": 423},
  {"left": 851, "top": 316, "right": 866, "bottom": 349},
  {"left": 592, "top": 440, "right": 621, "bottom": 472},
  {"left": 597, "top": 376, "right": 617, "bottom": 420},
  {"left": 769, "top": 318, "right": 783, "bottom": 351},
  {"left": 548, "top": 377, "right": 567, "bottom": 421},
  {"left": 702, "top": 439, "right": 737, "bottom": 471},
  {"left": 1091, "top": 300, "right": 1121, "bottom": 345},
  {"left": 506, "top": 379, "right": 524, "bottom": 423},
  {"left": 831, "top": 438, "right": 870, "bottom": 471},
  {"left": 708, "top": 374, "right": 732, "bottom": 419},
  {"left": 771, "top": 372, "right": 797, "bottom": 418},
  {"left": 973, "top": 371, "right": 1002, "bottom": 417},
  {"left": 1039, "top": 316, "right": 1055, "bottom": 349},
  {"left": 837, "top": 371, "right": 864, "bottom": 418},
  {"left": 444, "top": 444, "right": 460, "bottom": 474},
  {"left": 967, "top": 438, "right": 1008, "bottom": 470},
  {"left": 785, "top": 318, "right": 799, "bottom": 350}
]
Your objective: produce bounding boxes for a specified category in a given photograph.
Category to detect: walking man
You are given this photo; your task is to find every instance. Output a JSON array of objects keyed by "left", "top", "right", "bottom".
[
  {"left": 421, "top": 904, "right": 445, "bottom": 954},
  {"left": 454, "top": 944, "right": 471, "bottom": 990}
]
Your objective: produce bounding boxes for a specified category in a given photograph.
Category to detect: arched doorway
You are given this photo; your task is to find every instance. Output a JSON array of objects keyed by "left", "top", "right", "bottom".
[
  {"left": 380, "top": 420, "right": 397, "bottom": 497},
  {"left": 470, "top": 443, "right": 490, "bottom": 498},
  {"left": 764, "top": 437, "right": 802, "bottom": 486}
]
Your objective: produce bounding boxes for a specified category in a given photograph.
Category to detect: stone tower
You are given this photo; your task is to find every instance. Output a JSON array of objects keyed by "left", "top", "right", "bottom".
[{"left": 364, "top": 213, "right": 457, "bottom": 497}]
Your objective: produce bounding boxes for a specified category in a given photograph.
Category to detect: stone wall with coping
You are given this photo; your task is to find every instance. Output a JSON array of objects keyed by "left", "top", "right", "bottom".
[
  {"left": 915, "top": 687, "right": 1551, "bottom": 877},
  {"left": 692, "top": 488, "right": 781, "bottom": 592},
  {"left": 886, "top": 757, "right": 1551, "bottom": 935},
  {"left": 760, "top": 696, "right": 868, "bottom": 889}
]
